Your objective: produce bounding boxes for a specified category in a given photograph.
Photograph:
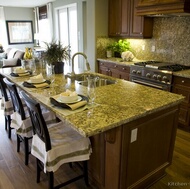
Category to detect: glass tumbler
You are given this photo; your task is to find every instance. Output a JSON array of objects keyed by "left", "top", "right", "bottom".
[{"left": 87, "top": 75, "right": 98, "bottom": 105}]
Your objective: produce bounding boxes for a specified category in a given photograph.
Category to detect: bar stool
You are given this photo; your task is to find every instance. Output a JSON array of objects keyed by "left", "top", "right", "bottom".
[
  {"left": 0, "top": 75, "right": 14, "bottom": 138},
  {"left": 20, "top": 91, "right": 92, "bottom": 189},
  {"left": 3, "top": 78, "right": 57, "bottom": 165}
]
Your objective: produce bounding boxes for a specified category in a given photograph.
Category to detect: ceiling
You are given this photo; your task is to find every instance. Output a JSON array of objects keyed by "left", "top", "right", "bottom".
[{"left": 0, "top": 0, "right": 55, "bottom": 8}]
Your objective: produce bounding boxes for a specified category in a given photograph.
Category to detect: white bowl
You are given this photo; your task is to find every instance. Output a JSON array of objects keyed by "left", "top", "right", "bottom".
[
  {"left": 30, "top": 77, "right": 44, "bottom": 83},
  {"left": 59, "top": 95, "right": 78, "bottom": 103},
  {"left": 14, "top": 68, "right": 26, "bottom": 73}
]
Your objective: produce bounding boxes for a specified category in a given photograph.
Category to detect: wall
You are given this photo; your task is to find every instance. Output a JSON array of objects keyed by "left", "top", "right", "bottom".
[
  {"left": 97, "top": 16, "right": 190, "bottom": 66},
  {"left": 4, "top": 7, "right": 35, "bottom": 51}
]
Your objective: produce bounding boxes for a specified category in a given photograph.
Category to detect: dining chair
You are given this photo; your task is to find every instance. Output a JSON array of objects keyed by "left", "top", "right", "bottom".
[
  {"left": 0, "top": 75, "right": 14, "bottom": 138},
  {"left": 20, "top": 91, "right": 92, "bottom": 189},
  {"left": 3, "top": 78, "right": 57, "bottom": 165}
]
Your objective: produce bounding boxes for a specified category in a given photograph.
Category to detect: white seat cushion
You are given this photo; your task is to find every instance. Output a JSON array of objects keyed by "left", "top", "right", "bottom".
[
  {"left": 11, "top": 110, "right": 57, "bottom": 138},
  {"left": 31, "top": 122, "right": 92, "bottom": 173},
  {"left": 0, "top": 97, "right": 14, "bottom": 116}
]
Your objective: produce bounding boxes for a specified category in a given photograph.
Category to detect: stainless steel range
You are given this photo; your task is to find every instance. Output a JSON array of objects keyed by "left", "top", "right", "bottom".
[{"left": 130, "top": 61, "right": 190, "bottom": 91}]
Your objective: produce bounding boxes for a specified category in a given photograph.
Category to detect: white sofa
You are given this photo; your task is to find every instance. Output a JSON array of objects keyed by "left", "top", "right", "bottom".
[{"left": 0, "top": 48, "right": 24, "bottom": 68}]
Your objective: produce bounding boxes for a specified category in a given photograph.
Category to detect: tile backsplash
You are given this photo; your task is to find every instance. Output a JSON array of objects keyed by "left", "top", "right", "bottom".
[{"left": 97, "top": 17, "right": 190, "bottom": 65}]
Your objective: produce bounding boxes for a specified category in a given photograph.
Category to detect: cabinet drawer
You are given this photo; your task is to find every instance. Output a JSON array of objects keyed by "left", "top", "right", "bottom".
[
  {"left": 115, "top": 64, "right": 130, "bottom": 72},
  {"left": 173, "top": 86, "right": 190, "bottom": 105},
  {"left": 98, "top": 61, "right": 116, "bottom": 69},
  {"left": 173, "top": 76, "right": 190, "bottom": 87}
]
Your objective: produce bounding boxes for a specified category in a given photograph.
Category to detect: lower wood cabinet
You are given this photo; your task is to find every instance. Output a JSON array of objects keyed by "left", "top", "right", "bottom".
[
  {"left": 172, "top": 76, "right": 190, "bottom": 132},
  {"left": 88, "top": 105, "right": 179, "bottom": 188},
  {"left": 97, "top": 61, "right": 130, "bottom": 80}
]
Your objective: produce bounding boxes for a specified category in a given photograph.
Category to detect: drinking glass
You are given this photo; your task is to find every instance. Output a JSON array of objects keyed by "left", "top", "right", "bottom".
[
  {"left": 46, "top": 64, "right": 55, "bottom": 85},
  {"left": 29, "top": 60, "right": 36, "bottom": 75},
  {"left": 87, "top": 76, "right": 98, "bottom": 105}
]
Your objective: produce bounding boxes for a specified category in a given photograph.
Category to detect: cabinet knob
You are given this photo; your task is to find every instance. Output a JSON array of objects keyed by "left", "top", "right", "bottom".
[
  {"left": 114, "top": 65, "right": 117, "bottom": 68},
  {"left": 122, "top": 67, "right": 125, "bottom": 70},
  {"left": 182, "top": 80, "right": 185, "bottom": 83}
]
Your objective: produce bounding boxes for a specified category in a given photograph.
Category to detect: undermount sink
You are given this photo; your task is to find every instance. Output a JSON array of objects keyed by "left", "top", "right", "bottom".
[{"left": 74, "top": 74, "right": 116, "bottom": 87}]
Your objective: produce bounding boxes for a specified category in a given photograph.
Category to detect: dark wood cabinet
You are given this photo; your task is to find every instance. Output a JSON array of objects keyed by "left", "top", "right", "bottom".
[
  {"left": 98, "top": 61, "right": 130, "bottom": 80},
  {"left": 172, "top": 76, "right": 190, "bottom": 132},
  {"left": 108, "top": 0, "right": 153, "bottom": 38},
  {"left": 89, "top": 105, "right": 179, "bottom": 188},
  {"left": 137, "top": 0, "right": 190, "bottom": 16},
  {"left": 137, "top": 0, "right": 182, "bottom": 6}
]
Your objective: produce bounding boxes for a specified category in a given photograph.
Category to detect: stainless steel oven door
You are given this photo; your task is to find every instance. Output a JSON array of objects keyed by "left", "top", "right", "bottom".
[{"left": 130, "top": 75, "right": 171, "bottom": 92}]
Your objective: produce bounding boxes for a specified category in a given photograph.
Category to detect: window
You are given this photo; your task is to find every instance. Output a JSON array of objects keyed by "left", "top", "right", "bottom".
[
  {"left": 38, "top": 5, "right": 52, "bottom": 46},
  {"left": 58, "top": 4, "right": 78, "bottom": 59}
]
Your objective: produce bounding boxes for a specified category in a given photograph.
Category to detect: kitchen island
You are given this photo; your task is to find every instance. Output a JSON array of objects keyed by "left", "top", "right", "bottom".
[{"left": 0, "top": 67, "right": 184, "bottom": 189}]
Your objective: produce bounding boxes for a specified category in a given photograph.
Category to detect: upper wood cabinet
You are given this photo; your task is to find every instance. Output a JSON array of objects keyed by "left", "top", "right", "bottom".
[
  {"left": 108, "top": 0, "right": 153, "bottom": 38},
  {"left": 137, "top": 0, "right": 190, "bottom": 16}
]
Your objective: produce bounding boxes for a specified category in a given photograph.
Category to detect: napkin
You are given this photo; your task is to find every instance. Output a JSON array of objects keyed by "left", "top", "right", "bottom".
[
  {"left": 10, "top": 72, "right": 30, "bottom": 77},
  {"left": 23, "top": 80, "right": 51, "bottom": 88},
  {"left": 50, "top": 94, "right": 88, "bottom": 110}
]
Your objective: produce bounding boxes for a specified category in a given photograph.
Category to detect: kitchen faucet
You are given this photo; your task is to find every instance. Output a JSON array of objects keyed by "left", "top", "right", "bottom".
[{"left": 66, "top": 52, "right": 91, "bottom": 78}]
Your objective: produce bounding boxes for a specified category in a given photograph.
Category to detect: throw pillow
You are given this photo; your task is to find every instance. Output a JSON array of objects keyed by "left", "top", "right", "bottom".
[
  {"left": 0, "top": 52, "right": 6, "bottom": 59},
  {"left": 3, "top": 58, "right": 18, "bottom": 67}
]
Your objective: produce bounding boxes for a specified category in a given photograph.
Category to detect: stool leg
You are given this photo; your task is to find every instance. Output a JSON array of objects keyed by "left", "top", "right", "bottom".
[
  {"left": 48, "top": 172, "right": 54, "bottom": 189},
  {"left": 17, "top": 134, "right": 20, "bottom": 152},
  {"left": 24, "top": 137, "right": 29, "bottom": 165},
  {"left": 84, "top": 161, "right": 89, "bottom": 186}
]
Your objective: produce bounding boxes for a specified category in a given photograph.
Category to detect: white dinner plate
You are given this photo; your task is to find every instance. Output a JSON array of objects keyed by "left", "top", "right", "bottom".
[
  {"left": 27, "top": 79, "right": 46, "bottom": 84},
  {"left": 13, "top": 70, "right": 28, "bottom": 74},
  {"left": 56, "top": 95, "right": 82, "bottom": 104}
]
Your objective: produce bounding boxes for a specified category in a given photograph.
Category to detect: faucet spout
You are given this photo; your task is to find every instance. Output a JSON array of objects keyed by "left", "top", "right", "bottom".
[{"left": 71, "top": 52, "right": 91, "bottom": 76}]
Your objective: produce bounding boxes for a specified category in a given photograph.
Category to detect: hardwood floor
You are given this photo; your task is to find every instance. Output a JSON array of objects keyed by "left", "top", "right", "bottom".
[{"left": 0, "top": 108, "right": 190, "bottom": 189}]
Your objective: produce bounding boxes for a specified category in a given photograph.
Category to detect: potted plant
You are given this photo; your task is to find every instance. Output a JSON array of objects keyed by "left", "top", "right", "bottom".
[
  {"left": 112, "top": 39, "right": 132, "bottom": 58},
  {"left": 105, "top": 44, "right": 114, "bottom": 58},
  {"left": 43, "top": 40, "right": 70, "bottom": 74}
]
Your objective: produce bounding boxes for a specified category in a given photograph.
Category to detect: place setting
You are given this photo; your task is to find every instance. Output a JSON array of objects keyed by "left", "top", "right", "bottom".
[
  {"left": 22, "top": 73, "right": 51, "bottom": 88},
  {"left": 50, "top": 89, "right": 88, "bottom": 111},
  {"left": 10, "top": 67, "right": 31, "bottom": 77}
]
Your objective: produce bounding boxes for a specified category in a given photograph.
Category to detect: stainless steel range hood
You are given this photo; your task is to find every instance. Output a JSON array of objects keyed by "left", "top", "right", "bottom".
[{"left": 136, "top": 1, "right": 190, "bottom": 17}]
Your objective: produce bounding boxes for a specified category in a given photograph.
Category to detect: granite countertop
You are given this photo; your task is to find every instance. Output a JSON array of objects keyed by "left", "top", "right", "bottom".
[
  {"left": 0, "top": 68, "right": 184, "bottom": 137},
  {"left": 97, "top": 57, "right": 136, "bottom": 66},
  {"left": 173, "top": 69, "right": 190, "bottom": 79}
]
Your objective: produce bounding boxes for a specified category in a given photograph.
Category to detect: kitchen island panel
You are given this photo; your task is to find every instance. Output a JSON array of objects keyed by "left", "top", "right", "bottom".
[{"left": 89, "top": 105, "right": 179, "bottom": 189}]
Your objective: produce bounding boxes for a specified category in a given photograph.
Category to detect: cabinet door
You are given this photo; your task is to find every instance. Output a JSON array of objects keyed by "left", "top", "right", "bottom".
[
  {"left": 109, "top": 0, "right": 130, "bottom": 37},
  {"left": 108, "top": 0, "right": 122, "bottom": 36},
  {"left": 172, "top": 76, "right": 190, "bottom": 131},
  {"left": 130, "top": 0, "right": 153, "bottom": 38}
]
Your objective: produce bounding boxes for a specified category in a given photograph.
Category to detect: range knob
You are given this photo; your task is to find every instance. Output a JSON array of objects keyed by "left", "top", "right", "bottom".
[
  {"left": 146, "top": 73, "right": 151, "bottom": 78},
  {"left": 132, "top": 70, "right": 137, "bottom": 74},
  {"left": 162, "top": 76, "right": 168, "bottom": 82},
  {"left": 157, "top": 75, "right": 162, "bottom": 80},
  {"left": 153, "top": 74, "right": 157, "bottom": 79},
  {"left": 137, "top": 70, "right": 141, "bottom": 75}
]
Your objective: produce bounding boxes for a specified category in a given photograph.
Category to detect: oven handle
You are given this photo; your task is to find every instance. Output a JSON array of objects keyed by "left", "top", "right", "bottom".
[{"left": 131, "top": 79, "right": 164, "bottom": 90}]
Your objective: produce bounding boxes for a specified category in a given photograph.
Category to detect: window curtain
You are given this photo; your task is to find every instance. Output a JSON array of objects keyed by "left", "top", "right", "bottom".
[
  {"left": 47, "top": 2, "right": 53, "bottom": 42},
  {"left": 34, "top": 7, "right": 39, "bottom": 34},
  {"left": 0, "top": 7, "right": 8, "bottom": 49}
]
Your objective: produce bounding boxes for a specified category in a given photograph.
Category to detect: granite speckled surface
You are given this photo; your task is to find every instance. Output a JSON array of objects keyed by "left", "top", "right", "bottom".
[
  {"left": 97, "top": 17, "right": 190, "bottom": 66},
  {"left": 173, "top": 70, "right": 190, "bottom": 79},
  {"left": 0, "top": 67, "right": 184, "bottom": 137}
]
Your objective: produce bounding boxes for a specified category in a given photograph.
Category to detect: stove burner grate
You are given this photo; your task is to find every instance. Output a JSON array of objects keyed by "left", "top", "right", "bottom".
[
  {"left": 134, "top": 61, "right": 161, "bottom": 66},
  {"left": 158, "top": 64, "right": 190, "bottom": 72}
]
